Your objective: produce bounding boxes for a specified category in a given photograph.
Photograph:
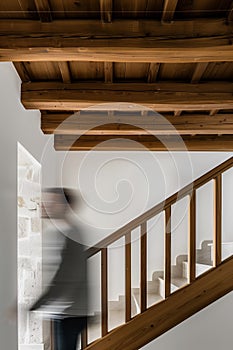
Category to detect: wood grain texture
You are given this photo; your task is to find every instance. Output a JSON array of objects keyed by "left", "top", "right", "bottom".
[
  {"left": 58, "top": 62, "right": 71, "bottom": 83},
  {"left": 189, "top": 191, "right": 196, "bottom": 283},
  {"left": 0, "top": 19, "right": 232, "bottom": 62},
  {"left": 22, "top": 82, "right": 233, "bottom": 111},
  {"left": 42, "top": 112, "right": 233, "bottom": 135},
  {"left": 140, "top": 222, "right": 147, "bottom": 312},
  {"left": 191, "top": 62, "right": 209, "bottom": 83},
  {"left": 125, "top": 232, "right": 131, "bottom": 322},
  {"left": 165, "top": 206, "right": 171, "bottom": 298},
  {"left": 101, "top": 248, "right": 108, "bottom": 336},
  {"left": 147, "top": 63, "right": 160, "bottom": 83},
  {"left": 214, "top": 175, "right": 222, "bottom": 267},
  {"left": 84, "top": 257, "right": 233, "bottom": 350},
  {"left": 86, "top": 156, "right": 233, "bottom": 258}
]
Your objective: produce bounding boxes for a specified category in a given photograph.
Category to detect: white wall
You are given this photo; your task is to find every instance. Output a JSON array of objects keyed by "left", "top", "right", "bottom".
[
  {"left": 142, "top": 291, "right": 233, "bottom": 350},
  {"left": 0, "top": 63, "right": 57, "bottom": 350}
]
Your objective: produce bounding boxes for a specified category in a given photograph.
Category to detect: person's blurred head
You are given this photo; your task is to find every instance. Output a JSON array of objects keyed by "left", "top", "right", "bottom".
[{"left": 41, "top": 188, "right": 79, "bottom": 219}]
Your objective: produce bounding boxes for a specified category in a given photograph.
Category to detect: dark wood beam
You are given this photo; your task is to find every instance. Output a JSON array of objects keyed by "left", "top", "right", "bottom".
[
  {"left": 22, "top": 82, "right": 233, "bottom": 111},
  {"left": 0, "top": 19, "right": 232, "bottom": 62},
  {"left": 34, "top": 0, "right": 52, "bottom": 22},
  {"left": 100, "top": 0, "right": 112, "bottom": 23},
  {"left": 54, "top": 135, "right": 233, "bottom": 151},
  {"left": 41, "top": 112, "right": 233, "bottom": 135},
  {"left": 191, "top": 63, "right": 209, "bottom": 83},
  {"left": 162, "top": 0, "right": 178, "bottom": 22},
  {"left": 58, "top": 62, "right": 71, "bottom": 83}
]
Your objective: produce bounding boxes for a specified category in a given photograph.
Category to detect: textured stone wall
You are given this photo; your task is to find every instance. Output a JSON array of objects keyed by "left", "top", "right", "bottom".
[{"left": 18, "top": 147, "right": 44, "bottom": 350}]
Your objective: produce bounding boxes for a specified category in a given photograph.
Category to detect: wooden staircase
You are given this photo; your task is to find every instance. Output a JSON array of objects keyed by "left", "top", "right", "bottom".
[{"left": 81, "top": 157, "right": 233, "bottom": 350}]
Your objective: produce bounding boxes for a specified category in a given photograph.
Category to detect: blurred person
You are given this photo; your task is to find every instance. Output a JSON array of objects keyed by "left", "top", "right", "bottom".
[{"left": 30, "top": 187, "right": 88, "bottom": 350}]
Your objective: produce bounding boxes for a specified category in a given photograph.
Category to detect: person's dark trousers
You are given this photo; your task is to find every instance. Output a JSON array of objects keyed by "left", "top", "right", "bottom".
[{"left": 53, "top": 317, "right": 86, "bottom": 350}]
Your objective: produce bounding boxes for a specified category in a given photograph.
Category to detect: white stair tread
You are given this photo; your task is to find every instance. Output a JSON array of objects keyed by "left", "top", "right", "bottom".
[{"left": 182, "top": 261, "right": 212, "bottom": 278}]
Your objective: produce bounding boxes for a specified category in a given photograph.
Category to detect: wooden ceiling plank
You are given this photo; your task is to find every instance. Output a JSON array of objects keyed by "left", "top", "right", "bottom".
[
  {"left": 54, "top": 135, "right": 233, "bottom": 151},
  {"left": 13, "top": 62, "right": 31, "bottom": 82},
  {"left": 191, "top": 63, "right": 209, "bottom": 83},
  {"left": 58, "top": 62, "right": 71, "bottom": 83},
  {"left": 104, "top": 62, "right": 113, "bottom": 83},
  {"left": 41, "top": 112, "right": 233, "bottom": 135},
  {"left": 34, "top": 0, "right": 52, "bottom": 22},
  {"left": 21, "top": 81, "right": 233, "bottom": 111},
  {"left": 147, "top": 63, "right": 160, "bottom": 83},
  {"left": 100, "top": 0, "right": 112, "bottom": 23},
  {"left": 162, "top": 0, "right": 178, "bottom": 22}
]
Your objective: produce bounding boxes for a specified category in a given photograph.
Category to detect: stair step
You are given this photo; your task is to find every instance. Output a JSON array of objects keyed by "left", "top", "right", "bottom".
[
  {"left": 182, "top": 261, "right": 212, "bottom": 279},
  {"left": 158, "top": 277, "right": 188, "bottom": 297}
]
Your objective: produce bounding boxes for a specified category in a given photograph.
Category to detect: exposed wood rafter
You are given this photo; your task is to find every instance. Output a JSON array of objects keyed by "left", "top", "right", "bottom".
[
  {"left": 0, "top": 19, "right": 232, "bottom": 62},
  {"left": 41, "top": 112, "right": 233, "bottom": 135},
  {"left": 34, "top": 0, "right": 52, "bottom": 22},
  {"left": 21, "top": 82, "right": 233, "bottom": 111},
  {"left": 162, "top": 0, "right": 178, "bottom": 22},
  {"left": 54, "top": 135, "right": 233, "bottom": 151},
  {"left": 58, "top": 62, "right": 71, "bottom": 83},
  {"left": 100, "top": 0, "right": 112, "bottom": 23},
  {"left": 191, "top": 63, "right": 209, "bottom": 83}
]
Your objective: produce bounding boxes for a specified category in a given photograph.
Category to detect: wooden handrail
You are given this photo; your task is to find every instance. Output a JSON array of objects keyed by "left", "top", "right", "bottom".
[{"left": 87, "top": 157, "right": 233, "bottom": 257}]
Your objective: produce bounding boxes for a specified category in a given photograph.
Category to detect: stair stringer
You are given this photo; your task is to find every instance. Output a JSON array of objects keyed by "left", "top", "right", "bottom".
[{"left": 85, "top": 256, "right": 233, "bottom": 350}]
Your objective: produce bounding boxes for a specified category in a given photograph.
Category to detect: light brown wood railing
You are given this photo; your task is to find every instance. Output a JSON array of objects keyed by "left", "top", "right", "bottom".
[{"left": 82, "top": 156, "right": 233, "bottom": 348}]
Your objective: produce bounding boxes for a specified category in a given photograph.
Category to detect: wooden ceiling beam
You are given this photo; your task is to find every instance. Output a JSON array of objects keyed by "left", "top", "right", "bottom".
[
  {"left": 162, "top": 0, "right": 178, "bottom": 22},
  {"left": 100, "top": 0, "right": 112, "bottom": 23},
  {"left": 0, "top": 19, "right": 232, "bottom": 62},
  {"left": 54, "top": 135, "right": 233, "bottom": 151},
  {"left": 21, "top": 82, "right": 233, "bottom": 111},
  {"left": 34, "top": 0, "right": 52, "bottom": 22},
  {"left": 191, "top": 63, "right": 209, "bottom": 83},
  {"left": 41, "top": 112, "right": 233, "bottom": 135}
]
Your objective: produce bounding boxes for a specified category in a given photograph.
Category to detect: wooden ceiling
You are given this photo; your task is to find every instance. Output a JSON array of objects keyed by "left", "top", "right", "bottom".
[{"left": 1, "top": 0, "right": 233, "bottom": 151}]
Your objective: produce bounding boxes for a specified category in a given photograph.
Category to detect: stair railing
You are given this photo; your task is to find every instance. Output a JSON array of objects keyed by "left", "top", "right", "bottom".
[{"left": 82, "top": 156, "right": 233, "bottom": 348}]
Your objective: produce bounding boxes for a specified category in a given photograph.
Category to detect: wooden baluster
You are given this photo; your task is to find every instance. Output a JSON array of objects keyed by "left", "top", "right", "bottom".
[
  {"left": 101, "top": 248, "right": 108, "bottom": 336},
  {"left": 140, "top": 222, "right": 147, "bottom": 312},
  {"left": 81, "top": 319, "right": 88, "bottom": 349},
  {"left": 165, "top": 207, "right": 171, "bottom": 298},
  {"left": 214, "top": 175, "right": 222, "bottom": 266},
  {"left": 125, "top": 232, "right": 131, "bottom": 322},
  {"left": 189, "top": 190, "right": 196, "bottom": 283}
]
